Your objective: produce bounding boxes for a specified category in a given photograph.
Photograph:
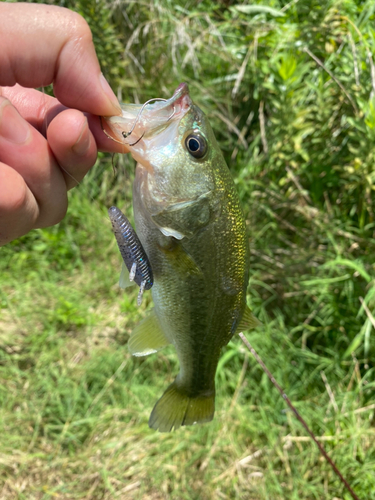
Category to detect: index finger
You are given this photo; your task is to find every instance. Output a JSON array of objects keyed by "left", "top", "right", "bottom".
[
  {"left": 1, "top": 85, "right": 128, "bottom": 154},
  {"left": 0, "top": 3, "right": 121, "bottom": 117}
]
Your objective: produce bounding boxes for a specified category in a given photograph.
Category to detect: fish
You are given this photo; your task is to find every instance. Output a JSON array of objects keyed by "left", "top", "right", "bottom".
[{"left": 102, "top": 83, "right": 258, "bottom": 432}]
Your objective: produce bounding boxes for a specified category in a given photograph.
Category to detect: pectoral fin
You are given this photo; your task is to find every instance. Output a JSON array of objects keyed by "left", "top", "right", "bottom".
[
  {"left": 235, "top": 306, "right": 261, "bottom": 334},
  {"left": 119, "top": 262, "right": 136, "bottom": 289},
  {"left": 129, "top": 309, "right": 170, "bottom": 356}
]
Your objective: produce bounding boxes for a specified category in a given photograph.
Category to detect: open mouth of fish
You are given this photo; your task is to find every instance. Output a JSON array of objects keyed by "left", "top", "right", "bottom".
[{"left": 101, "top": 83, "right": 192, "bottom": 151}]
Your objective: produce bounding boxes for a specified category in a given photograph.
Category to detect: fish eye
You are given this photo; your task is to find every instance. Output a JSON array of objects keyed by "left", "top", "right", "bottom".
[{"left": 185, "top": 133, "right": 207, "bottom": 159}]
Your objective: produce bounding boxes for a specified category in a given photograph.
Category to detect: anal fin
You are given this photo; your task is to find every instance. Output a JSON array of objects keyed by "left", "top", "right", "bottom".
[
  {"left": 129, "top": 309, "right": 170, "bottom": 356},
  {"left": 235, "top": 305, "right": 261, "bottom": 334}
]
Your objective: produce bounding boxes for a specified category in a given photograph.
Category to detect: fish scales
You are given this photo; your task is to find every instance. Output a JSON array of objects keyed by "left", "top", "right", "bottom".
[{"left": 103, "top": 83, "right": 257, "bottom": 432}]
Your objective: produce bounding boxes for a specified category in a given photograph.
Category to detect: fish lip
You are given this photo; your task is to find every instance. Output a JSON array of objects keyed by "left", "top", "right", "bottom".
[
  {"left": 100, "top": 115, "right": 131, "bottom": 150},
  {"left": 171, "top": 82, "right": 190, "bottom": 105},
  {"left": 101, "top": 83, "right": 192, "bottom": 146}
]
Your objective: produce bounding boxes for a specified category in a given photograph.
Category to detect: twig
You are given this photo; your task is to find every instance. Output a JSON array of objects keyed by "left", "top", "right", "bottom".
[
  {"left": 286, "top": 166, "right": 312, "bottom": 204},
  {"left": 231, "top": 110, "right": 254, "bottom": 161},
  {"left": 320, "top": 370, "right": 339, "bottom": 414},
  {"left": 303, "top": 46, "right": 358, "bottom": 114},
  {"left": 283, "top": 435, "right": 337, "bottom": 442},
  {"left": 232, "top": 45, "right": 252, "bottom": 98},
  {"left": 347, "top": 31, "right": 360, "bottom": 87},
  {"left": 359, "top": 296, "right": 375, "bottom": 330},
  {"left": 239, "top": 332, "right": 360, "bottom": 500},
  {"left": 341, "top": 403, "right": 375, "bottom": 418},
  {"left": 212, "top": 111, "right": 248, "bottom": 149},
  {"left": 342, "top": 16, "right": 375, "bottom": 99},
  {"left": 259, "top": 100, "right": 268, "bottom": 154}
]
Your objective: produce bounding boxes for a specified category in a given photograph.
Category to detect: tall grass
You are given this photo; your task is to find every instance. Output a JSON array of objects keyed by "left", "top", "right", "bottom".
[{"left": 1, "top": 0, "right": 375, "bottom": 498}]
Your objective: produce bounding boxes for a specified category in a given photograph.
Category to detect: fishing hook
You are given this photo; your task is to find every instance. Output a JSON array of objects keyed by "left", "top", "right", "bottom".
[
  {"left": 121, "top": 97, "right": 168, "bottom": 139},
  {"left": 122, "top": 99, "right": 176, "bottom": 139},
  {"left": 127, "top": 103, "right": 175, "bottom": 147},
  {"left": 129, "top": 131, "right": 145, "bottom": 147},
  {"left": 167, "top": 105, "right": 176, "bottom": 122},
  {"left": 100, "top": 115, "right": 125, "bottom": 145},
  {"left": 100, "top": 97, "right": 176, "bottom": 145}
]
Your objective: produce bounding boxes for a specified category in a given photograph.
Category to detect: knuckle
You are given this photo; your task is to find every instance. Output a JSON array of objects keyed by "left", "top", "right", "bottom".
[
  {"left": 49, "top": 202, "right": 68, "bottom": 227},
  {"left": 0, "top": 170, "right": 30, "bottom": 216},
  {"left": 36, "top": 194, "right": 68, "bottom": 229},
  {"left": 67, "top": 10, "right": 93, "bottom": 43},
  {"left": 10, "top": 181, "right": 28, "bottom": 214}
]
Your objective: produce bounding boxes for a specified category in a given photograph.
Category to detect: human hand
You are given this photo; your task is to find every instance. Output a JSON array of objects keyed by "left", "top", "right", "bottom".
[{"left": 0, "top": 3, "right": 126, "bottom": 246}]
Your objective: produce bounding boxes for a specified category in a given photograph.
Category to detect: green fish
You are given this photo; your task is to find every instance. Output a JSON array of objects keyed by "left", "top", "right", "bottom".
[{"left": 103, "top": 83, "right": 258, "bottom": 432}]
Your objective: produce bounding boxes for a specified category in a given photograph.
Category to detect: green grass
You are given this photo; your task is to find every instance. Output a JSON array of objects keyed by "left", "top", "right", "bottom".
[{"left": 2, "top": 0, "right": 375, "bottom": 498}]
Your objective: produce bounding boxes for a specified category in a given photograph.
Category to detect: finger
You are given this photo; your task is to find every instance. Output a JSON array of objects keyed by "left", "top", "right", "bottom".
[
  {"left": 47, "top": 109, "right": 97, "bottom": 190},
  {"left": 0, "top": 85, "right": 66, "bottom": 135},
  {"left": 1, "top": 85, "right": 128, "bottom": 154},
  {"left": 0, "top": 162, "right": 38, "bottom": 246},
  {"left": 0, "top": 3, "right": 121, "bottom": 116},
  {"left": 87, "top": 114, "right": 132, "bottom": 154},
  {"left": 0, "top": 97, "right": 68, "bottom": 229}
]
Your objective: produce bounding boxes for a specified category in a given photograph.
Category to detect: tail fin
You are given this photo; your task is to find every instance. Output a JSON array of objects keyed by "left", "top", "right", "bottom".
[{"left": 149, "top": 382, "right": 215, "bottom": 432}]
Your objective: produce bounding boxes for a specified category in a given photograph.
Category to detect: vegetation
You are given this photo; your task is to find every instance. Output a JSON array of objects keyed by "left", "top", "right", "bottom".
[{"left": 1, "top": 0, "right": 375, "bottom": 498}]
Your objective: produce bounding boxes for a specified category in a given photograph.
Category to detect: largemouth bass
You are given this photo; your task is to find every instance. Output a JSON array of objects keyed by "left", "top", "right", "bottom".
[{"left": 103, "top": 83, "right": 258, "bottom": 432}]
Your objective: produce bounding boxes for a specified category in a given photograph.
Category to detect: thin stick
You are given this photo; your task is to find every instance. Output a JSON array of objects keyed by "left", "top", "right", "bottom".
[
  {"left": 259, "top": 100, "right": 268, "bottom": 154},
  {"left": 359, "top": 296, "right": 375, "bottom": 330},
  {"left": 303, "top": 46, "right": 358, "bottom": 114},
  {"left": 238, "top": 332, "right": 360, "bottom": 500}
]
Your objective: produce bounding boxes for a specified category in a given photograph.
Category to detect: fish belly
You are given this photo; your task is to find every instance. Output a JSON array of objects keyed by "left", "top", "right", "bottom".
[{"left": 134, "top": 202, "right": 246, "bottom": 431}]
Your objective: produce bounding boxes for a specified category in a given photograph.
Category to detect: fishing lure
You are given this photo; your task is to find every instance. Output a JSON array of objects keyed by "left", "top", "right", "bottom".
[{"left": 108, "top": 206, "right": 153, "bottom": 306}]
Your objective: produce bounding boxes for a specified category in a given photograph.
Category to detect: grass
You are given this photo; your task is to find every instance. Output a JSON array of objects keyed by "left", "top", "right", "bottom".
[{"left": 2, "top": 0, "right": 375, "bottom": 498}]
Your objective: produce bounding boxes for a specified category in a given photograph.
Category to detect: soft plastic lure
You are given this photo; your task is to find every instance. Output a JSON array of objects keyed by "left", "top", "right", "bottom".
[{"left": 108, "top": 206, "right": 153, "bottom": 305}]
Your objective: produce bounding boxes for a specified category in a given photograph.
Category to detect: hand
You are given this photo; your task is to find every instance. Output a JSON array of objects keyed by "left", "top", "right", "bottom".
[{"left": 0, "top": 3, "right": 126, "bottom": 246}]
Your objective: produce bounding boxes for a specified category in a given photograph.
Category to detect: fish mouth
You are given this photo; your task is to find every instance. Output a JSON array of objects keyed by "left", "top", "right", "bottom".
[{"left": 101, "top": 83, "right": 192, "bottom": 150}]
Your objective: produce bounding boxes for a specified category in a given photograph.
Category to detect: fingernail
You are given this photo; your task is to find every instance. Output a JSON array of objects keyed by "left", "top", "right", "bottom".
[
  {"left": 72, "top": 117, "right": 91, "bottom": 156},
  {"left": 0, "top": 100, "right": 30, "bottom": 144},
  {"left": 100, "top": 73, "right": 122, "bottom": 114}
]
